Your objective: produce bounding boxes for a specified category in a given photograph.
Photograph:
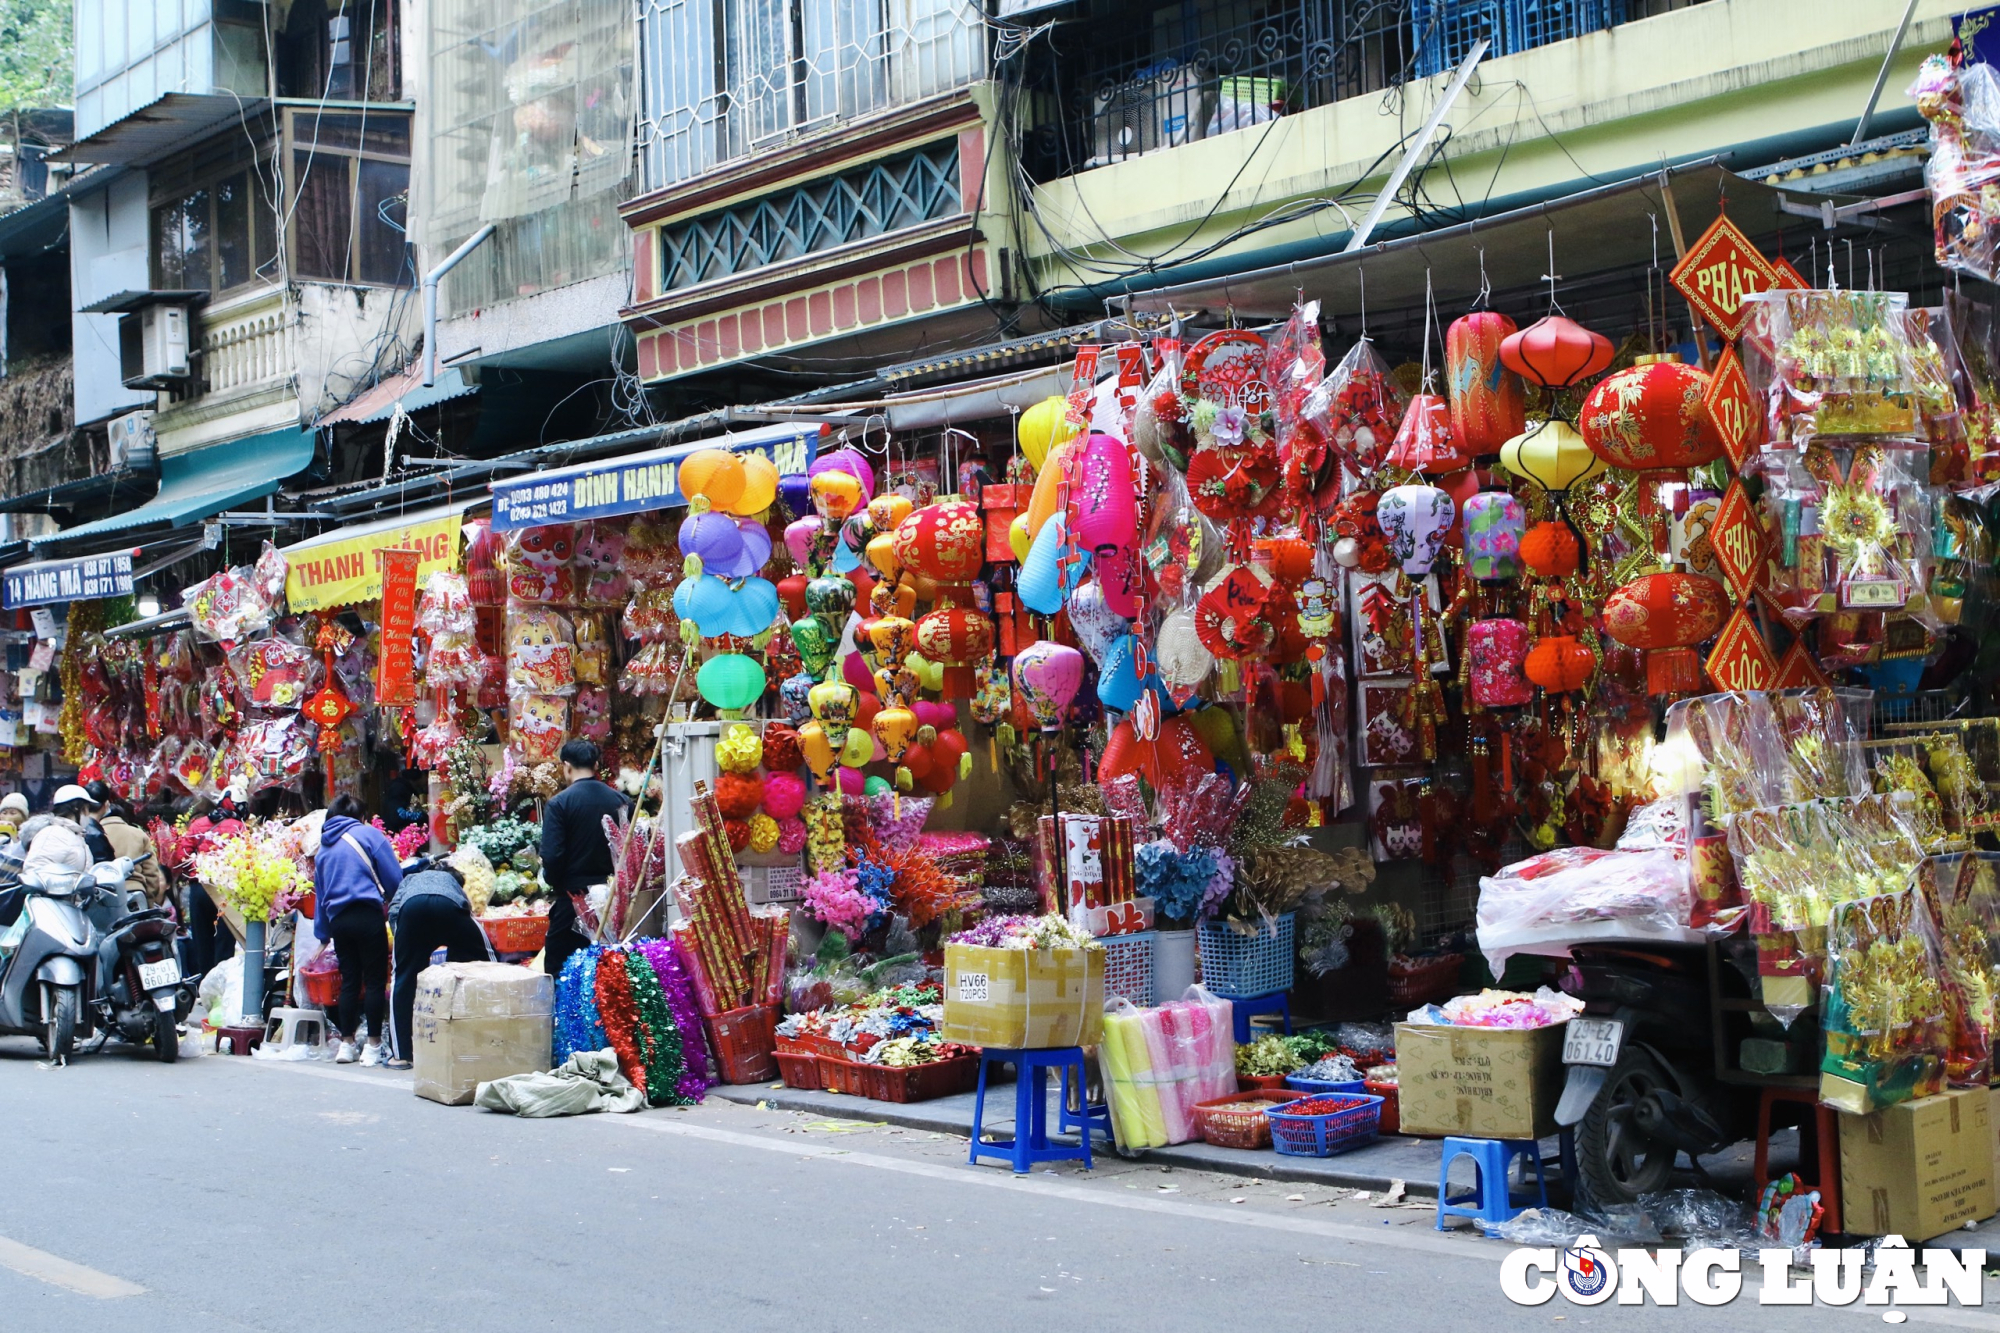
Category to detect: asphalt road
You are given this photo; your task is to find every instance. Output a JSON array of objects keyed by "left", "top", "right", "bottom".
[{"left": 0, "top": 1037, "right": 1986, "bottom": 1332}]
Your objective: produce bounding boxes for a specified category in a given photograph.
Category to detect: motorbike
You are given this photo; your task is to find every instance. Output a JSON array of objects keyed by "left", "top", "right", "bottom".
[
  {"left": 0, "top": 855, "right": 140, "bottom": 1062},
  {"left": 1553, "top": 938, "right": 1769, "bottom": 1206},
  {"left": 85, "top": 854, "right": 187, "bottom": 1062}
]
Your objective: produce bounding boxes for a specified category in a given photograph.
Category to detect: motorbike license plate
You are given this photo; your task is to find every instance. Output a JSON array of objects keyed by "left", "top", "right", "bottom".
[
  {"left": 138, "top": 959, "right": 181, "bottom": 991},
  {"left": 1563, "top": 1018, "right": 1624, "bottom": 1067}
]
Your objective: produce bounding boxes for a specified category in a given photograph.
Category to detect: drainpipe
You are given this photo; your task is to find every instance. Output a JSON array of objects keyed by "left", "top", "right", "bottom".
[{"left": 422, "top": 224, "right": 496, "bottom": 387}]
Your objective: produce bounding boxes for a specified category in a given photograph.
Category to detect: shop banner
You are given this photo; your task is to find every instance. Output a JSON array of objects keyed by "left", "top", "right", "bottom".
[
  {"left": 377, "top": 549, "right": 421, "bottom": 706},
  {"left": 285, "top": 512, "right": 463, "bottom": 613},
  {"left": 489, "top": 427, "right": 816, "bottom": 532},
  {"left": 3, "top": 552, "right": 133, "bottom": 609}
]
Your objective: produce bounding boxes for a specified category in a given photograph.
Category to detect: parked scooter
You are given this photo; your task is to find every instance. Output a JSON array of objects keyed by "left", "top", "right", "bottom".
[
  {"left": 1554, "top": 940, "right": 1759, "bottom": 1206},
  {"left": 85, "top": 854, "right": 187, "bottom": 1061},
  {"left": 0, "top": 854, "right": 139, "bottom": 1061}
]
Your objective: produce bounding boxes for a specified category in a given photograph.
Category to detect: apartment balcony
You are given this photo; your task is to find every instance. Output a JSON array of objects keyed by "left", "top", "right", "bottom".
[{"left": 151, "top": 284, "right": 301, "bottom": 456}]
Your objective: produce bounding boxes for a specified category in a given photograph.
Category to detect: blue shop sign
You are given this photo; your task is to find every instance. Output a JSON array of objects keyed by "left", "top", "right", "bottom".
[
  {"left": 3, "top": 552, "right": 135, "bottom": 608},
  {"left": 490, "top": 425, "right": 819, "bottom": 532}
]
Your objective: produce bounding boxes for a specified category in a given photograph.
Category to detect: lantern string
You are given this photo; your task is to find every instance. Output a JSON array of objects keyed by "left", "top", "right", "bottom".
[
  {"left": 1420, "top": 269, "right": 1438, "bottom": 394},
  {"left": 1542, "top": 230, "right": 1565, "bottom": 316},
  {"left": 1357, "top": 265, "right": 1368, "bottom": 341},
  {"left": 1474, "top": 245, "right": 1491, "bottom": 311}
]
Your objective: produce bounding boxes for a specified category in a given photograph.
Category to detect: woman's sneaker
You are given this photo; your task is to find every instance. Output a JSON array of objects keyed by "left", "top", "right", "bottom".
[
  {"left": 335, "top": 1041, "right": 358, "bottom": 1064},
  {"left": 360, "top": 1041, "right": 384, "bottom": 1067}
]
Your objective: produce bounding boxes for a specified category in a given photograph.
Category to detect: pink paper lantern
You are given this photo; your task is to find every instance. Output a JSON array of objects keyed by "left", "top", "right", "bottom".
[
  {"left": 1067, "top": 433, "right": 1137, "bottom": 556},
  {"left": 1012, "top": 640, "right": 1085, "bottom": 730},
  {"left": 1377, "top": 484, "right": 1456, "bottom": 576},
  {"left": 784, "top": 516, "right": 822, "bottom": 568}
]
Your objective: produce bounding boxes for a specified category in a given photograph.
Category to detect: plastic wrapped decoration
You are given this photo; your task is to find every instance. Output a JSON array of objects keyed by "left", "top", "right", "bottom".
[
  {"left": 509, "top": 693, "right": 569, "bottom": 764},
  {"left": 574, "top": 685, "right": 612, "bottom": 742},
  {"left": 1180, "top": 329, "right": 1281, "bottom": 521},
  {"left": 1141, "top": 472, "right": 1225, "bottom": 607},
  {"left": 183, "top": 564, "right": 277, "bottom": 647},
  {"left": 1921, "top": 852, "right": 2000, "bottom": 1087},
  {"left": 227, "top": 637, "right": 317, "bottom": 710},
  {"left": 1911, "top": 55, "right": 2000, "bottom": 283},
  {"left": 1132, "top": 341, "right": 1194, "bottom": 472},
  {"left": 410, "top": 706, "right": 465, "bottom": 770},
  {"left": 572, "top": 613, "right": 613, "bottom": 688},
  {"left": 504, "top": 524, "right": 577, "bottom": 603},
  {"left": 574, "top": 522, "right": 630, "bottom": 607},
  {"left": 418, "top": 571, "right": 483, "bottom": 686},
  {"left": 1766, "top": 686, "right": 1871, "bottom": 803},
  {"left": 1759, "top": 444, "right": 1935, "bottom": 626},
  {"left": 623, "top": 515, "right": 680, "bottom": 592},
  {"left": 506, "top": 605, "right": 578, "bottom": 696},
  {"left": 1316, "top": 337, "right": 1406, "bottom": 476},
  {"left": 1742, "top": 289, "right": 1923, "bottom": 448},
  {"left": 463, "top": 520, "right": 507, "bottom": 605},
  {"left": 235, "top": 714, "right": 312, "bottom": 793},
  {"left": 1819, "top": 886, "right": 1950, "bottom": 1114}
]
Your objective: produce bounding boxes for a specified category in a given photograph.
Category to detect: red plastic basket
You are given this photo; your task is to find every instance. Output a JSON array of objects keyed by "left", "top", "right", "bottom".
[
  {"left": 480, "top": 912, "right": 550, "bottom": 955},
  {"left": 1193, "top": 1091, "right": 1304, "bottom": 1150},
  {"left": 819, "top": 1052, "right": 979, "bottom": 1104},
  {"left": 704, "top": 1004, "right": 779, "bottom": 1084},
  {"left": 301, "top": 966, "right": 341, "bottom": 1008},
  {"left": 1387, "top": 953, "right": 1463, "bottom": 1008},
  {"left": 775, "top": 1049, "right": 822, "bottom": 1091},
  {"left": 1267, "top": 1093, "right": 1385, "bottom": 1157},
  {"left": 1366, "top": 1078, "right": 1399, "bottom": 1135},
  {"left": 1237, "top": 1072, "right": 1293, "bottom": 1093}
]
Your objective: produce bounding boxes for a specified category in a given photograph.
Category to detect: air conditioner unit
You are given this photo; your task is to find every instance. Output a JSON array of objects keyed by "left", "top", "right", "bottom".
[
  {"left": 117, "top": 304, "right": 190, "bottom": 389},
  {"left": 107, "top": 410, "right": 157, "bottom": 472},
  {"left": 1087, "top": 61, "right": 1213, "bottom": 168}
]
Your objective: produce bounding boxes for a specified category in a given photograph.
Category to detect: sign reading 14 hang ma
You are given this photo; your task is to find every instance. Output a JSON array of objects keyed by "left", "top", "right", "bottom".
[{"left": 3, "top": 552, "right": 135, "bottom": 609}]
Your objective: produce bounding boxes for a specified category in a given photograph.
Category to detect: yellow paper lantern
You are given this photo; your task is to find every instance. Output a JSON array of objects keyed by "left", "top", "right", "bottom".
[
  {"left": 1008, "top": 512, "right": 1032, "bottom": 562},
  {"left": 729, "top": 453, "right": 779, "bottom": 516},
  {"left": 1018, "top": 396, "right": 1079, "bottom": 473},
  {"left": 679, "top": 449, "right": 745, "bottom": 513},
  {"left": 1024, "top": 437, "right": 1076, "bottom": 539},
  {"left": 1500, "top": 419, "right": 1605, "bottom": 493}
]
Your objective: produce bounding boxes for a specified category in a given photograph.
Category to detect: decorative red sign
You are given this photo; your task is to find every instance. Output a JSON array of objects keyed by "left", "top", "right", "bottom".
[
  {"left": 376, "top": 548, "right": 421, "bottom": 706},
  {"left": 1770, "top": 256, "right": 1809, "bottom": 291},
  {"left": 1773, "top": 640, "right": 1831, "bottom": 689},
  {"left": 1670, "top": 213, "right": 1780, "bottom": 343},
  {"left": 1704, "top": 605, "right": 1779, "bottom": 692},
  {"left": 1709, "top": 479, "right": 1763, "bottom": 602},
  {"left": 1704, "top": 346, "right": 1758, "bottom": 472}
]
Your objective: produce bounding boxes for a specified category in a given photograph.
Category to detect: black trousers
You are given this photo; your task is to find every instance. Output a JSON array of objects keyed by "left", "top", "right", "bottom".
[
  {"left": 328, "top": 901, "right": 388, "bottom": 1042},
  {"left": 542, "top": 891, "right": 588, "bottom": 980},
  {"left": 392, "top": 896, "right": 492, "bottom": 1058},
  {"left": 187, "top": 882, "right": 236, "bottom": 979}
]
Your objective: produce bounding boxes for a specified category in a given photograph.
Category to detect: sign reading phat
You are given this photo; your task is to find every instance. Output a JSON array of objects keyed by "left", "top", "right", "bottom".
[{"left": 285, "top": 513, "right": 462, "bottom": 612}]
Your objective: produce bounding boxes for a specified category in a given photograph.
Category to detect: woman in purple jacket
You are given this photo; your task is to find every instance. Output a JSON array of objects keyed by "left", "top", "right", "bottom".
[{"left": 312, "top": 794, "right": 403, "bottom": 1064}]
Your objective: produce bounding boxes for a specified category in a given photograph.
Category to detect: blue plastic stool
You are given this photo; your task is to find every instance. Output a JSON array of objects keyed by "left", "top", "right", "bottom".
[
  {"left": 1435, "top": 1137, "right": 1549, "bottom": 1231},
  {"left": 1057, "top": 1077, "right": 1114, "bottom": 1144},
  {"left": 970, "top": 1047, "right": 1095, "bottom": 1174},
  {"left": 1230, "top": 992, "right": 1293, "bottom": 1045}
]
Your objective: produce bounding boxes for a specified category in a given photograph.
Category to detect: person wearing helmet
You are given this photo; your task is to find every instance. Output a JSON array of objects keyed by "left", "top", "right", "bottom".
[
  {"left": 85, "top": 781, "right": 168, "bottom": 907},
  {"left": 0, "top": 792, "right": 28, "bottom": 842},
  {"left": 22, "top": 785, "right": 95, "bottom": 884}
]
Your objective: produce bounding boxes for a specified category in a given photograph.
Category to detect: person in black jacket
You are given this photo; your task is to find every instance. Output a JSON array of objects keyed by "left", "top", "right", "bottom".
[
  {"left": 384, "top": 851, "right": 493, "bottom": 1069},
  {"left": 538, "top": 739, "right": 627, "bottom": 979}
]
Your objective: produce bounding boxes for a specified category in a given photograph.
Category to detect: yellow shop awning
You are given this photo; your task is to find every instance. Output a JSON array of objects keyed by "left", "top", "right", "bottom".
[{"left": 281, "top": 500, "right": 478, "bottom": 613}]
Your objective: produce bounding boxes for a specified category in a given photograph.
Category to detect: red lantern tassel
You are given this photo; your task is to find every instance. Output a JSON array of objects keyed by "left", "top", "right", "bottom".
[{"left": 1646, "top": 647, "right": 1702, "bottom": 696}]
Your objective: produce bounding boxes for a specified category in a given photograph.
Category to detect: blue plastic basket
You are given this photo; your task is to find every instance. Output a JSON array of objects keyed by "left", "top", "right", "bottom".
[
  {"left": 1197, "top": 913, "right": 1295, "bottom": 999},
  {"left": 1284, "top": 1075, "right": 1366, "bottom": 1096},
  {"left": 1101, "top": 930, "right": 1156, "bottom": 1007},
  {"left": 1267, "top": 1093, "right": 1386, "bottom": 1158}
]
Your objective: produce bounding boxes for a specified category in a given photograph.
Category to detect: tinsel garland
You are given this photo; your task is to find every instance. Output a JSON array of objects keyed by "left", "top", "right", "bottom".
[
  {"left": 636, "top": 937, "right": 710, "bottom": 1100},
  {"left": 594, "top": 950, "right": 651, "bottom": 1100},
  {"left": 554, "top": 947, "right": 610, "bottom": 1063},
  {"left": 621, "top": 946, "right": 692, "bottom": 1106}
]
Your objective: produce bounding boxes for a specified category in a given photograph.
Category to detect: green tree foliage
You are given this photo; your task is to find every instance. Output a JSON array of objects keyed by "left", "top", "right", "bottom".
[{"left": 0, "top": 0, "right": 72, "bottom": 114}]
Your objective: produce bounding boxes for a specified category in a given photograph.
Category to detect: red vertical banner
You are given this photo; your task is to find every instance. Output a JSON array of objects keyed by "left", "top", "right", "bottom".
[{"left": 377, "top": 548, "right": 421, "bottom": 706}]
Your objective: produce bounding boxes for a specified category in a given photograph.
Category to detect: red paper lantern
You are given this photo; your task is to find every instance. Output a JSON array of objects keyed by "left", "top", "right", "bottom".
[
  {"left": 1524, "top": 636, "right": 1594, "bottom": 693},
  {"left": 892, "top": 500, "right": 984, "bottom": 587},
  {"left": 914, "top": 606, "right": 995, "bottom": 695},
  {"left": 1519, "top": 521, "right": 1581, "bottom": 578},
  {"left": 1445, "top": 312, "right": 1527, "bottom": 453},
  {"left": 1385, "top": 392, "right": 1474, "bottom": 474},
  {"left": 1500, "top": 315, "right": 1614, "bottom": 389},
  {"left": 777, "top": 573, "right": 809, "bottom": 620},
  {"left": 1602, "top": 572, "right": 1730, "bottom": 694},
  {"left": 1578, "top": 359, "right": 1723, "bottom": 471}
]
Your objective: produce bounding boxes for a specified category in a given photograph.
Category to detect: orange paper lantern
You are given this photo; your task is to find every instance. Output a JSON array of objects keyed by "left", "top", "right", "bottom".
[
  {"left": 1520, "top": 521, "right": 1581, "bottom": 578},
  {"left": 1500, "top": 315, "right": 1614, "bottom": 389},
  {"left": 1524, "top": 635, "right": 1594, "bottom": 693}
]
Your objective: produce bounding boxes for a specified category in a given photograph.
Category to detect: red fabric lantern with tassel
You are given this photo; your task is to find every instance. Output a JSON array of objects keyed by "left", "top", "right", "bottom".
[
  {"left": 1578, "top": 359, "right": 1723, "bottom": 471},
  {"left": 892, "top": 500, "right": 984, "bottom": 589},
  {"left": 1500, "top": 315, "right": 1614, "bottom": 389},
  {"left": 1602, "top": 572, "right": 1729, "bottom": 694},
  {"left": 914, "top": 606, "right": 995, "bottom": 696},
  {"left": 1445, "top": 312, "right": 1527, "bottom": 453}
]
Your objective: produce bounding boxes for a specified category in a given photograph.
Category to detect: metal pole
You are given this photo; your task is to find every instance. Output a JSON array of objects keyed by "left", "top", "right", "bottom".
[
  {"left": 1852, "top": 0, "right": 1921, "bottom": 147},
  {"left": 421, "top": 224, "right": 497, "bottom": 387},
  {"left": 240, "top": 919, "right": 265, "bottom": 1022},
  {"left": 1344, "top": 38, "right": 1488, "bottom": 254}
]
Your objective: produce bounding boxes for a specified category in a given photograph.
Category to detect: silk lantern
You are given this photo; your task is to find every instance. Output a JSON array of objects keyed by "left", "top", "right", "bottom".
[
  {"left": 678, "top": 449, "right": 746, "bottom": 513},
  {"left": 1065, "top": 578, "right": 1129, "bottom": 665},
  {"left": 784, "top": 516, "right": 821, "bottom": 569},
  {"left": 696, "top": 653, "right": 765, "bottom": 715},
  {"left": 1602, "top": 572, "right": 1730, "bottom": 694},
  {"left": 780, "top": 671, "right": 815, "bottom": 722},
  {"left": 1067, "top": 433, "right": 1138, "bottom": 556},
  {"left": 1501, "top": 419, "right": 1604, "bottom": 493},
  {"left": 892, "top": 500, "right": 984, "bottom": 590},
  {"left": 798, "top": 721, "right": 838, "bottom": 783},
  {"left": 867, "top": 493, "right": 913, "bottom": 534},
  {"left": 1018, "top": 395, "right": 1079, "bottom": 473},
  {"left": 1385, "top": 392, "right": 1473, "bottom": 473},
  {"left": 1445, "top": 311, "right": 1527, "bottom": 453},
  {"left": 790, "top": 616, "right": 834, "bottom": 676},
  {"left": 1377, "top": 485, "right": 1456, "bottom": 576},
  {"left": 1500, "top": 315, "right": 1614, "bottom": 389},
  {"left": 809, "top": 447, "right": 875, "bottom": 502},
  {"left": 777, "top": 573, "right": 809, "bottom": 620},
  {"left": 874, "top": 705, "right": 919, "bottom": 761},
  {"left": 1525, "top": 635, "right": 1594, "bottom": 692},
  {"left": 867, "top": 615, "right": 916, "bottom": 668},
  {"left": 805, "top": 575, "right": 855, "bottom": 635},
  {"left": 1578, "top": 358, "right": 1723, "bottom": 471},
  {"left": 1013, "top": 641, "right": 1085, "bottom": 730},
  {"left": 914, "top": 606, "right": 995, "bottom": 696},
  {"left": 808, "top": 680, "right": 859, "bottom": 750},
  {"left": 809, "top": 469, "right": 863, "bottom": 522},
  {"left": 1461, "top": 492, "right": 1525, "bottom": 580}
]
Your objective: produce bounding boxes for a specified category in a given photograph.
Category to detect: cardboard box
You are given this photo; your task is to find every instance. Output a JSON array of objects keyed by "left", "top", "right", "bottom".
[
  {"left": 942, "top": 943, "right": 1104, "bottom": 1049},
  {"left": 411, "top": 962, "right": 554, "bottom": 1106},
  {"left": 1394, "top": 1021, "right": 1565, "bottom": 1140},
  {"left": 1841, "top": 1087, "right": 1996, "bottom": 1239}
]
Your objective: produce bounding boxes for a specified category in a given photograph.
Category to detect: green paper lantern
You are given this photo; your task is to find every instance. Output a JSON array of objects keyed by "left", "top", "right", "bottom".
[{"left": 696, "top": 653, "right": 766, "bottom": 715}]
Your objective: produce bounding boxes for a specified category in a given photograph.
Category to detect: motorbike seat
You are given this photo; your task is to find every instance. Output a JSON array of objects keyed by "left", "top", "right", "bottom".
[{"left": 110, "top": 908, "right": 169, "bottom": 932}]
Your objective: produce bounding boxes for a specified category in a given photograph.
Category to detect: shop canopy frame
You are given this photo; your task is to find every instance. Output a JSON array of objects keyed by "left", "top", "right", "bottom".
[{"left": 1108, "top": 160, "right": 1829, "bottom": 341}]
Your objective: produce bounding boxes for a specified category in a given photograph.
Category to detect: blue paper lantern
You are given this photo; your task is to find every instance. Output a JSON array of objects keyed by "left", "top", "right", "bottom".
[{"left": 1017, "top": 514, "right": 1091, "bottom": 615}]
